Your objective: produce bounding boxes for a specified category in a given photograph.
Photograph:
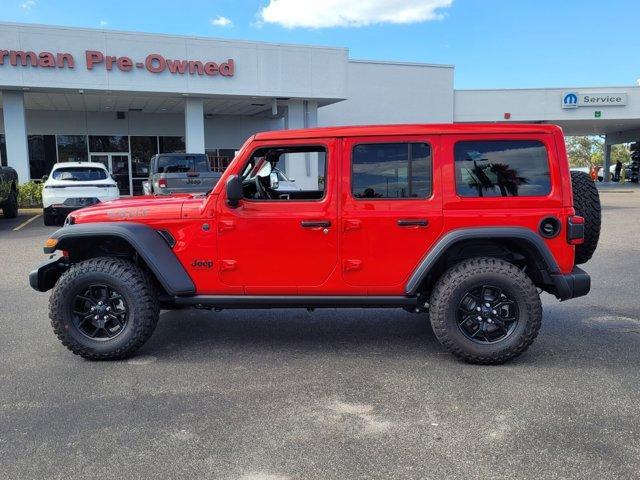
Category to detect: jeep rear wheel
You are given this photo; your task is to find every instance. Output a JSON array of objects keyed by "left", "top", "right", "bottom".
[
  {"left": 2, "top": 190, "right": 18, "bottom": 218},
  {"left": 49, "top": 257, "right": 159, "bottom": 360},
  {"left": 570, "top": 171, "right": 601, "bottom": 264},
  {"left": 429, "top": 257, "right": 542, "bottom": 365}
]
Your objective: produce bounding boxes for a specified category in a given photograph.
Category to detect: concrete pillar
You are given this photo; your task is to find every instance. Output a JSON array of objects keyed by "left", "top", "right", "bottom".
[
  {"left": 2, "top": 91, "right": 30, "bottom": 183},
  {"left": 284, "top": 100, "right": 320, "bottom": 189},
  {"left": 603, "top": 137, "right": 612, "bottom": 183},
  {"left": 285, "top": 100, "right": 305, "bottom": 130},
  {"left": 184, "top": 98, "right": 205, "bottom": 153},
  {"left": 305, "top": 100, "right": 318, "bottom": 128}
]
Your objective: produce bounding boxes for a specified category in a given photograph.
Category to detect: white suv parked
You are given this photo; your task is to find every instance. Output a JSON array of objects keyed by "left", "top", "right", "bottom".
[{"left": 42, "top": 162, "right": 120, "bottom": 225}]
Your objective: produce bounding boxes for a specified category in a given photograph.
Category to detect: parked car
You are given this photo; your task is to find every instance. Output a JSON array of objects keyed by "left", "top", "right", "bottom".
[
  {"left": 0, "top": 164, "right": 18, "bottom": 219},
  {"left": 143, "top": 153, "right": 222, "bottom": 195},
  {"left": 31, "top": 124, "right": 599, "bottom": 365},
  {"left": 42, "top": 162, "right": 120, "bottom": 226}
]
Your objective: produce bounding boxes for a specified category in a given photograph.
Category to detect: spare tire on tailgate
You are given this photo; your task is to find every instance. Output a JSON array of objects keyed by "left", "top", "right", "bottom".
[{"left": 570, "top": 171, "right": 601, "bottom": 264}]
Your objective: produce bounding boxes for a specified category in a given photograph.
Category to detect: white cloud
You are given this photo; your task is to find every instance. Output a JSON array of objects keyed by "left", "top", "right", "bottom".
[
  {"left": 259, "top": 0, "right": 453, "bottom": 28},
  {"left": 20, "top": 0, "right": 36, "bottom": 11},
  {"left": 99, "top": 20, "right": 108, "bottom": 27},
  {"left": 210, "top": 16, "right": 233, "bottom": 28}
]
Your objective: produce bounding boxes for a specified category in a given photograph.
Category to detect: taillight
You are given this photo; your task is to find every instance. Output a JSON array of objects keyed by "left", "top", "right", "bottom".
[
  {"left": 158, "top": 178, "right": 167, "bottom": 188},
  {"left": 567, "top": 215, "right": 585, "bottom": 245}
]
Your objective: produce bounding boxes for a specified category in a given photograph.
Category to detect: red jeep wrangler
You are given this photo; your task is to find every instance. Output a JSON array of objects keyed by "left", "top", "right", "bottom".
[{"left": 30, "top": 124, "right": 600, "bottom": 364}]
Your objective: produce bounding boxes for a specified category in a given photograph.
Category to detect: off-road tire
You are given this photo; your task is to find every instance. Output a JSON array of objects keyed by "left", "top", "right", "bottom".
[
  {"left": 429, "top": 257, "right": 542, "bottom": 365},
  {"left": 570, "top": 171, "right": 601, "bottom": 264},
  {"left": 49, "top": 256, "right": 159, "bottom": 360},
  {"left": 2, "top": 190, "right": 18, "bottom": 218},
  {"left": 43, "top": 212, "right": 58, "bottom": 226}
]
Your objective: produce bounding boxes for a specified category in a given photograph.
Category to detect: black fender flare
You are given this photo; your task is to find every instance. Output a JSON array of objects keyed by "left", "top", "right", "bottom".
[
  {"left": 45, "top": 222, "right": 195, "bottom": 296},
  {"left": 405, "top": 227, "right": 560, "bottom": 296}
]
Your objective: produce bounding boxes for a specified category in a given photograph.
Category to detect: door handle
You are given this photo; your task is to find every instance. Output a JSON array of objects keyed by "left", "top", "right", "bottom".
[
  {"left": 301, "top": 220, "right": 331, "bottom": 228},
  {"left": 397, "top": 219, "right": 428, "bottom": 227}
]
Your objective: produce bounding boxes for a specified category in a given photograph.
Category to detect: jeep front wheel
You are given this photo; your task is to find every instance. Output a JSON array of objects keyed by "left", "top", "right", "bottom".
[
  {"left": 429, "top": 257, "right": 542, "bottom": 365},
  {"left": 49, "top": 257, "right": 159, "bottom": 360}
]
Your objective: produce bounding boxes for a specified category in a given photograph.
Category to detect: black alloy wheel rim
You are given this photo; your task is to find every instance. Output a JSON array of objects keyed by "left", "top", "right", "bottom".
[
  {"left": 72, "top": 284, "right": 129, "bottom": 340},
  {"left": 456, "top": 285, "right": 519, "bottom": 344}
]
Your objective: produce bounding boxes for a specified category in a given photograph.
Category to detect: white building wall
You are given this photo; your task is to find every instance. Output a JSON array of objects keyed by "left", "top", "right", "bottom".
[
  {"left": 454, "top": 86, "right": 640, "bottom": 123},
  {"left": 318, "top": 60, "right": 454, "bottom": 126},
  {"left": 0, "top": 110, "right": 278, "bottom": 150},
  {"left": 0, "top": 22, "right": 348, "bottom": 101}
]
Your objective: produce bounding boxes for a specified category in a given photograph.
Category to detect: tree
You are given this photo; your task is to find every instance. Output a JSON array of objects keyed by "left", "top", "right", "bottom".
[
  {"left": 565, "top": 136, "right": 631, "bottom": 168},
  {"left": 565, "top": 136, "right": 602, "bottom": 168}
]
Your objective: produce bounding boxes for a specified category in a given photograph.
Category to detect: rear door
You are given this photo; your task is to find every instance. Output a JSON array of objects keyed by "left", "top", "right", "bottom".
[{"left": 340, "top": 135, "right": 443, "bottom": 293}]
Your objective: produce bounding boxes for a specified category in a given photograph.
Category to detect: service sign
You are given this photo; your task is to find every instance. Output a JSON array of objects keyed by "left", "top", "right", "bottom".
[{"left": 562, "top": 91, "right": 627, "bottom": 109}]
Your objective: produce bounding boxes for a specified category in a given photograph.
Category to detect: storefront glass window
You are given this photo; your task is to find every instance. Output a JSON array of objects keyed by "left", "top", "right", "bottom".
[
  {"left": 57, "top": 135, "right": 88, "bottom": 163},
  {"left": 207, "top": 148, "right": 237, "bottom": 172},
  {"left": 88, "top": 135, "right": 129, "bottom": 153},
  {"left": 131, "top": 136, "right": 158, "bottom": 195},
  {"left": 159, "top": 136, "right": 185, "bottom": 154},
  {"left": 28, "top": 135, "right": 57, "bottom": 180}
]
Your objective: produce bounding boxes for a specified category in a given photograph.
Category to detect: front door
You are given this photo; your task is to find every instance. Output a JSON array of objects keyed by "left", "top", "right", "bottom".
[
  {"left": 90, "top": 153, "right": 131, "bottom": 195},
  {"left": 340, "top": 136, "right": 443, "bottom": 293},
  {"left": 217, "top": 139, "right": 338, "bottom": 294}
]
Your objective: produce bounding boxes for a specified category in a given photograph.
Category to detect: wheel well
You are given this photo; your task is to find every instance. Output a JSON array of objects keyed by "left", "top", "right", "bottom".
[
  {"left": 416, "top": 238, "right": 553, "bottom": 297},
  {"left": 60, "top": 235, "right": 168, "bottom": 295}
]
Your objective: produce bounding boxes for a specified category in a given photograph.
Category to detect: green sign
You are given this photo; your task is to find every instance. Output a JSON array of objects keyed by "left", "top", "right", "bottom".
[{"left": 595, "top": 111, "right": 602, "bottom": 118}]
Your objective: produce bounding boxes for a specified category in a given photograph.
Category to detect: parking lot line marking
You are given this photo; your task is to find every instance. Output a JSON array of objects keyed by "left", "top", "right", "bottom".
[{"left": 13, "top": 214, "right": 42, "bottom": 231}]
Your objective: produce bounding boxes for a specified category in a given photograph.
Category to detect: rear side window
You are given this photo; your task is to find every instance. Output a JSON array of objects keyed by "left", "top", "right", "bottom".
[
  {"left": 52, "top": 167, "right": 107, "bottom": 181},
  {"left": 352, "top": 142, "right": 432, "bottom": 199},
  {"left": 455, "top": 140, "right": 551, "bottom": 197},
  {"left": 156, "top": 155, "right": 209, "bottom": 173}
]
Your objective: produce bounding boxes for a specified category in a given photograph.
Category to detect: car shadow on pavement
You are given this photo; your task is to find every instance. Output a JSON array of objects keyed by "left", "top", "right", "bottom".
[{"left": 142, "top": 308, "right": 443, "bottom": 360}]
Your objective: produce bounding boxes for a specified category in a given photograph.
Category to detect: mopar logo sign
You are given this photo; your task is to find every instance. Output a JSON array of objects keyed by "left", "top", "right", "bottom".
[
  {"left": 563, "top": 92, "right": 579, "bottom": 108},
  {"left": 562, "top": 91, "right": 627, "bottom": 109}
]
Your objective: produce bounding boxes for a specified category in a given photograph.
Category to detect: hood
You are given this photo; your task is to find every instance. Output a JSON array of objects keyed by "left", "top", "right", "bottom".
[{"left": 70, "top": 194, "right": 207, "bottom": 224}]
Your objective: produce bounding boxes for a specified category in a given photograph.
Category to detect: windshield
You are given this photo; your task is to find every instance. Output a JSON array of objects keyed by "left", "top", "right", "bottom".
[
  {"left": 157, "top": 155, "right": 209, "bottom": 173},
  {"left": 52, "top": 167, "right": 108, "bottom": 181}
]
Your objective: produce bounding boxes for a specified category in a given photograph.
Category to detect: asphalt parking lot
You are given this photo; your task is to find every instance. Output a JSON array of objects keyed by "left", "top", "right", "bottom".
[{"left": 1, "top": 192, "right": 640, "bottom": 480}]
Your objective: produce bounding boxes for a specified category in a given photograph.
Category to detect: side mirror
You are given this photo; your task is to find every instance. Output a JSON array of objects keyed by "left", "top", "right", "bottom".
[
  {"left": 269, "top": 172, "right": 279, "bottom": 190},
  {"left": 42, "top": 175, "right": 48, "bottom": 181},
  {"left": 226, "top": 175, "right": 243, "bottom": 208}
]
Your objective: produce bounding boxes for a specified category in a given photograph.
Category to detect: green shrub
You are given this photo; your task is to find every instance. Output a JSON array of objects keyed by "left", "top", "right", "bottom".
[{"left": 18, "top": 181, "right": 44, "bottom": 208}]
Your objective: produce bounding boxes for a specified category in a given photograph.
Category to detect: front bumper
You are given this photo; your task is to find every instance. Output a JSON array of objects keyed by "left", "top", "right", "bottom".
[
  {"left": 29, "top": 254, "right": 67, "bottom": 292},
  {"left": 551, "top": 266, "right": 591, "bottom": 301}
]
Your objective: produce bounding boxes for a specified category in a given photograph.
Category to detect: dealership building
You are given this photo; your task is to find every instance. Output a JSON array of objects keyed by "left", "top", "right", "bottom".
[{"left": 1, "top": 22, "right": 640, "bottom": 194}]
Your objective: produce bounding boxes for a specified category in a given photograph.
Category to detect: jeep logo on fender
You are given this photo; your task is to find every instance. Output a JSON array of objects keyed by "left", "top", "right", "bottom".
[{"left": 191, "top": 259, "right": 214, "bottom": 269}]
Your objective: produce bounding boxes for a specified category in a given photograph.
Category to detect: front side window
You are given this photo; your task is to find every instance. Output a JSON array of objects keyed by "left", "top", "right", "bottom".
[
  {"left": 455, "top": 140, "right": 551, "bottom": 197},
  {"left": 52, "top": 167, "right": 108, "bottom": 181},
  {"left": 240, "top": 146, "right": 326, "bottom": 201},
  {"left": 352, "top": 143, "right": 432, "bottom": 199}
]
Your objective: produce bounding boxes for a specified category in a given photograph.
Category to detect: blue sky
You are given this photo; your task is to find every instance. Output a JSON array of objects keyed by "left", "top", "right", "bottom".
[{"left": 2, "top": 0, "right": 639, "bottom": 89}]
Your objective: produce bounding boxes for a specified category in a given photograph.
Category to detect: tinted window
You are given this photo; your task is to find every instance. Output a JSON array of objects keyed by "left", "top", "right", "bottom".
[
  {"left": 52, "top": 167, "right": 107, "bottom": 181},
  {"left": 57, "top": 135, "right": 88, "bottom": 163},
  {"left": 28, "top": 135, "right": 57, "bottom": 180},
  {"left": 156, "top": 155, "right": 209, "bottom": 173},
  {"left": 352, "top": 143, "right": 432, "bottom": 199},
  {"left": 455, "top": 140, "right": 550, "bottom": 197},
  {"left": 88, "top": 135, "right": 129, "bottom": 153}
]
